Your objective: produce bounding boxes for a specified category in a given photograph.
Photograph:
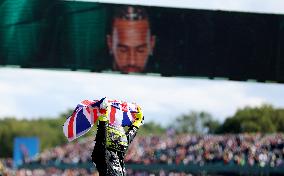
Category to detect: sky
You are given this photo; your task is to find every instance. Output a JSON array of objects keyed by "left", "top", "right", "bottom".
[{"left": 0, "top": 67, "right": 283, "bottom": 126}]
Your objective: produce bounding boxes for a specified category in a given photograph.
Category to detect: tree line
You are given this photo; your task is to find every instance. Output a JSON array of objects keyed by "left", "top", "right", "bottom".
[{"left": 1, "top": 104, "right": 284, "bottom": 157}]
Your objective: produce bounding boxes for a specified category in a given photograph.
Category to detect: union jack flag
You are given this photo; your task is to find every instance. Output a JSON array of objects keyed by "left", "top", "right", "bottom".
[{"left": 63, "top": 97, "right": 139, "bottom": 141}]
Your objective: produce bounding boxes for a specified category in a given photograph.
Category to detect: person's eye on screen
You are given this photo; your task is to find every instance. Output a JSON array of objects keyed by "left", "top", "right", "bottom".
[
  {"left": 136, "top": 45, "right": 147, "bottom": 53},
  {"left": 118, "top": 46, "right": 128, "bottom": 53}
]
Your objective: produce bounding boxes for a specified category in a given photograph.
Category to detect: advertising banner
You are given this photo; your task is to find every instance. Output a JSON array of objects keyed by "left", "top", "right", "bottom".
[{"left": 13, "top": 137, "right": 39, "bottom": 168}]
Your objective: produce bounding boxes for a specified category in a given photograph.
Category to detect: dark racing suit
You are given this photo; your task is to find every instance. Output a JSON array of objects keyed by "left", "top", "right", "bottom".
[{"left": 92, "top": 121, "right": 139, "bottom": 176}]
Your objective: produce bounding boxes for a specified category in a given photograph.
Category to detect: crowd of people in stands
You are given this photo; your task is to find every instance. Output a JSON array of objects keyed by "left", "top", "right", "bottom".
[
  {"left": 1, "top": 133, "right": 284, "bottom": 175},
  {"left": 2, "top": 168, "right": 193, "bottom": 176},
  {"left": 30, "top": 132, "right": 284, "bottom": 168},
  {"left": 127, "top": 133, "right": 284, "bottom": 167}
]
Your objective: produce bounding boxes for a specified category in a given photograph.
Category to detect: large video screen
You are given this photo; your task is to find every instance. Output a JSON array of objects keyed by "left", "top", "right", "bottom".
[{"left": 1, "top": 0, "right": 284, "bottom": 82}]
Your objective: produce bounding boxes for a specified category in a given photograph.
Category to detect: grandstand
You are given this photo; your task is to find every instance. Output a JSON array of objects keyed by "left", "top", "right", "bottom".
[{"left": 1, "top": 133, "right": 284, "bottom": 175}]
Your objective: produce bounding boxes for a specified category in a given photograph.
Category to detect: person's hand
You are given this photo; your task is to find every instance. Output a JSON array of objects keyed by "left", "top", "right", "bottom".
[
  {"left": 98, "top": 106, "right": 109, "bottom": 122},
  {"left": 132, "top": 106, "right": 144, "bottom": 128}
]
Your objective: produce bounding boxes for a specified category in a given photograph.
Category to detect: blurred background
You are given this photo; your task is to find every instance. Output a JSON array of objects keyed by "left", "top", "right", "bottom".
[{"left": 1, "top": 0, "right": 284, "bottom": 175}]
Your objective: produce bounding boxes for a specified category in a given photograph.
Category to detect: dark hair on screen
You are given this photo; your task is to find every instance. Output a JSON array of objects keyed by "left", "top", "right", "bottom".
[
  {"left": 106, "top": 5, "right": 150, "bottom": 34},
  {"left": 113, "top": 5, "right": 148, "bottom": 21}
]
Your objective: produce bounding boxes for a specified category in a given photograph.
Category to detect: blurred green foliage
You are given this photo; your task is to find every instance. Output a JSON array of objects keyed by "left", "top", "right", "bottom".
[
  {"left": 218, "top": 104, "right": 284, "bottom": 133},
  {"left": 170, "top": 111, "right": 221, "bottom": 134},
  {"left": 0, "top": 110, "right": 70, "bottom": 157}
]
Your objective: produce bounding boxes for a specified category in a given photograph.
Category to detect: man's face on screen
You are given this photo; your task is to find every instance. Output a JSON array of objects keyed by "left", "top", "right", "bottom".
[{"left": 108, "top": 19, "right": 155, "bottom": 73}]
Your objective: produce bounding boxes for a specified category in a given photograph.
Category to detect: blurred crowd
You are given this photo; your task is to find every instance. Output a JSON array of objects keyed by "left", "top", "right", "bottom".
[
  {"left": 126, "top": 133, "right": 284, "bottom": 167},
  {"left": 31, "top": 132, "right": 284, "bottom": 168},
  {"left": 1, "top": 168, "right": 193, "bottom": 176},
  {"left": 1, "top": 133, "right": 284, "bottom": 175},
  {"left": 35, "top": 137, "right": 94, "bottom": 165},
  {"left": 1, "top": 167, "right": 97, "bottom": 176}
]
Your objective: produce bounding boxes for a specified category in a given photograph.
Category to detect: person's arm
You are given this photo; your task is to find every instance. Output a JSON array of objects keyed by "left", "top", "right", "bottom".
[
  {"left": 125, "top": 125, "right": 139, "bottom": 145},
  {"left": 94, "top": 121, "right": 107, "bottom": 150},
  {"left": 95, "top": 108, "right": 108, "bottom": 146},
  {"left": 91, "top": 108, "right": 108, "bottom": 166},
  {"left": 126, "top": 106, "right": 144, "bottom": 144}
]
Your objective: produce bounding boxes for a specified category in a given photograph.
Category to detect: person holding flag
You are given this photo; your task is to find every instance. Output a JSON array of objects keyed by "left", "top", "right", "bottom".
[
  {"left": 63, "top": 97, "right": 144, "bottom": 175},
  {"left": 91, "top": 103, "right": 144, "bottom": 175}
]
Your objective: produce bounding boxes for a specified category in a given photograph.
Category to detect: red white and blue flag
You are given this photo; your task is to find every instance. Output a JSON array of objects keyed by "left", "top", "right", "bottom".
[{"left": 63, "top": 97, "right": 139, "bottom": 141}]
